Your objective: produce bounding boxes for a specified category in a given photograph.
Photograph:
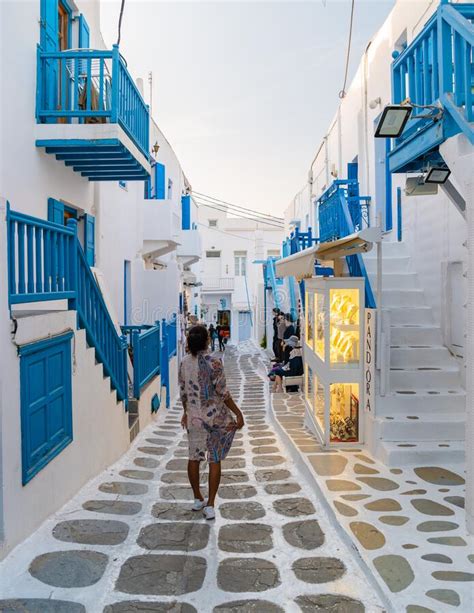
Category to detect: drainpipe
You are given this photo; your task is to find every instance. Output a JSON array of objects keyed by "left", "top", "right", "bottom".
[{"left": 466, "top": 180, "right": 474, "bottom": 535}]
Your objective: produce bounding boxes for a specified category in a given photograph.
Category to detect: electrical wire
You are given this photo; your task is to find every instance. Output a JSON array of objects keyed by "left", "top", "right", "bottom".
[
  {"left": 193, "top": 198, "right": 284, "bottom": 229},
  {"left": 339, "top": 0, "right": 356, "bottom": 99},
  {"left": 117, "top": 0, "right": 126, "bottom": 45},
  {"left": 193, "top": 191, "right": 284, "bottom": 222}
]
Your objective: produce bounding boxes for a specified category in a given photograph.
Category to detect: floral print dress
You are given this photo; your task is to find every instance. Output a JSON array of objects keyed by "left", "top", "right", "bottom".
[{"left": 179, "top": 351, "right": 235, "bottom": 463}]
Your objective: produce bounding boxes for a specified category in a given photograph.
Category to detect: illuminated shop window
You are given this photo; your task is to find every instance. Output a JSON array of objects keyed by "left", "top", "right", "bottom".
[
  {"left": 329, "top": 288, "right": 360, "bottom": 367},
  {"left": 329, "top": 382, "right": 359, "bottom": 443},
  {"left": 315, "top": 290, "right": 325, "bottom": 360},
  {"left": 305, "top": 292, "right": 314, "bottom": 349}
]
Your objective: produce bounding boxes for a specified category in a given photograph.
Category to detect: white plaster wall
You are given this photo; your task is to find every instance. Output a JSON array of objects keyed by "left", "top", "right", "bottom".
[
  {"left": 198, "top": 204, "right": 284, "bottom": 342},
  {"left": 0, "top": 309, "right": 130, "bottom": 561},
  {"left": 284, "top": 0, "right": 470, "bottom": 326}
]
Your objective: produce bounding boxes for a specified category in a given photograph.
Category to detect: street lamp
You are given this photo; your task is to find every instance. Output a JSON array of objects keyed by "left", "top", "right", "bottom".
[
  {"left": 424, "top": 165, "right": 451, "bottom": 184},
  {"left": 374, "top": 104, "right": 412, "bottom": 138}
]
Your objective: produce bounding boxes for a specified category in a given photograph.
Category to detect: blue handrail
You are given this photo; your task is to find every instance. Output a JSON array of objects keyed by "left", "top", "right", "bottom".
[
  {"left": 317, "top": 181, "right": 376, "bottom": 308},
  {"left": 36, "top": 45, "right": 150, "bottom": 157},
  {"left": 392, "top": 2, "right": 474, "bottom": 143},
  {"left": 128, "top": 323, "right": 161, "bottom": 399},
  {"left": 74, "top": 224, "right": 128, "bottom": 402},
  {"left": 160, "top": 319, "right": 170, "bottom": 408}
]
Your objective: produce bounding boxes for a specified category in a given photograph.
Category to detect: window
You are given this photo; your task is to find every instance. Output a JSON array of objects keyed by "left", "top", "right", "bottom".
[
  {"left": 167, "top": 178, "right": 173, "bottom": 199},
  {"left": 234, "top": 251, "right": 247, "bottom": 276},
  {"left": 206, "top": 251, "right": 221, "bottom": 258},
  {"left": 19, "top": 332, "right": 73, "bottom": 485},
  {"left": 209, "top": 219, "right": 218, "bottom": 227}
]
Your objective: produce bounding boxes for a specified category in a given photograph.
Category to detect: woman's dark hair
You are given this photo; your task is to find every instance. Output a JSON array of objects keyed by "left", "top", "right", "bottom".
[
  {"left": 285, "top": 313, "right": 292, "bottom": 322},
  {"left": 187, "top": 324, "right": 209, "bottom": 356}
]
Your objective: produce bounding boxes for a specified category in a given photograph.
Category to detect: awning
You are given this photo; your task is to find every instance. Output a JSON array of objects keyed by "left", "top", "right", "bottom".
[{"left": 275, "top": 227, "right": 382, "bottom": 280}]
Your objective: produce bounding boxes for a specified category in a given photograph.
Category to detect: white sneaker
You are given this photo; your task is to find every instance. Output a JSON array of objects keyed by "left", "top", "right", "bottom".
[
  {"left": 191, "top": 498, "right": 207, "bottom": 512},
  {"left": 203, "top": 506, "right": 216, "bottom": 520}
]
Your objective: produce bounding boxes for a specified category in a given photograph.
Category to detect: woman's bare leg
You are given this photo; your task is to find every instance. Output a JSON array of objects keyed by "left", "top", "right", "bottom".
[
  {"left": 207, "top": 461, "right": 221, "bottom": 507},
  {"left": 274, "top": 375, "right": 283, "bottom": 392},
  {"left": 188, "top": 460, "right": 203, "bottom": 500}
]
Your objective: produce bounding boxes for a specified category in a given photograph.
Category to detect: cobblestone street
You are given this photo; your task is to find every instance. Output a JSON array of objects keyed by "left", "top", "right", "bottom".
[{"left": 0, "top": 344, "right": 383, "bottom": 613}]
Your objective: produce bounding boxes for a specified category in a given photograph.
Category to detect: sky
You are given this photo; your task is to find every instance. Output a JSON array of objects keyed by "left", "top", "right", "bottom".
[{"left": 100, "top": 0, "right": 395, "bottom": 216}]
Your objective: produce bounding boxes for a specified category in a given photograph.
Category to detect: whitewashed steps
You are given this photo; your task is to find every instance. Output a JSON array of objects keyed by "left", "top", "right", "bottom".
[
  {"left": 377, "top": 414, "right": 465, "bottom": 441},
  {"left": 390, "top": 325, "right": 443, "bottom": 346},
  {"left": 390, "top": 365, "right": 461, "bottom": 389},
  {"left": 378, "top": 440, "right": 465, "bottom": 466},
  {"left": 390, "top": 346, "right": 453, "bottom": 368},
  {"left": 379, "top": 390, "right": 466, "bottom": 414},
  {"left": 362, "top": 241, "right": 465, "bottom": 465}
]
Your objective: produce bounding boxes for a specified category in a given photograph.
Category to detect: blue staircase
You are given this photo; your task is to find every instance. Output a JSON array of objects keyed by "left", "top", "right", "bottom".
[
  {"left": 7, "top": 206, "right": 129, "bottom": 403},
  {"left": 389, "top": 0, "right": 474, "bottom": 173}
]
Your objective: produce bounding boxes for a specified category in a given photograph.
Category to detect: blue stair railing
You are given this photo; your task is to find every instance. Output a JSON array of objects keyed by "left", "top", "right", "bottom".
[
  {"left": 391, "top": 0, "right": 474, "bottom": 161},
  {"left": 122, "top": 324, "right": 161, "bottom": 399},
  {"left": 317, "top": 180, "right": 376, "bottom": 308},
  {"left": 160, "top": 319, "right": 170, "bottom": 408},
  {"left": 36, "top": 45, "right": 150, "bottom": 158},
  {"left": 7, "top": 206, "right": 128, "bottom": 403}
]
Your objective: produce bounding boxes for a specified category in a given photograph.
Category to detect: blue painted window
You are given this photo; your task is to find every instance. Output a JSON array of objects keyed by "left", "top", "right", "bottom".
[
  {"left": 19, "top": 332, "right": 73, "bottom": 485},
  {"left": 84, "top": 213, "right": 95, "bottom": 266},
  {"left": 155, "top": 163, "right": 166, "bottom": 199}
]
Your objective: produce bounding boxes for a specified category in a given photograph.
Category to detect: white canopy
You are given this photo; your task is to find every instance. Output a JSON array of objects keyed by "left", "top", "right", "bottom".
[{"left": 275, "top": 227, "right": 382, "bottom": 280}]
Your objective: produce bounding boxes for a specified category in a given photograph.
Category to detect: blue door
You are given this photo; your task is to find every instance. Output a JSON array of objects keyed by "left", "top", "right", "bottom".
[
  {"left": 84, "top": 214, "right": 95, "bottom": 266},
  {"left": 19, "top": 332, "right": 73, "bottom": 484},
  {"left": 238, "top": 311, "right": 252, "bottom": 342}
]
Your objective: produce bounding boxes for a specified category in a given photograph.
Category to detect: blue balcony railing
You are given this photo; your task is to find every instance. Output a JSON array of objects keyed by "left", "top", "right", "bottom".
[
  {"left": 317, "top": 180, "right": 375, "bottom": 308},
  {"left": 36, "top": 45, "right": 149, "bottom": 158},
  {"left": 391, "top": 1, "right": 474, "bottom": 148}
]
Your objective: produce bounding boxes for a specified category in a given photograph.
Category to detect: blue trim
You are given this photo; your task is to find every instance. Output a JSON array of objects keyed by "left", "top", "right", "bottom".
[
  {"left": 78, "top": 13, "right": 90, "bottom": 48},
  {"left": 19, "top": 331, "right": 73, "bottom": 485},
  {"left": 47, "top": 197, "right": 65, "bottom": 225},
  {"left": 181, "top": 195, "right": 191, "bottom": 229},
  {"left": 151, "top": 393, "right": 160, "bottom": 413},
  {"left": 385, "top": 139, "right": 393, "bottom": 231},
  {"left": 155, "top": 163, "right": 166, "bottom": 199},
  {"left": 397, "top": 187, "right": 403, "bottom": 242}
]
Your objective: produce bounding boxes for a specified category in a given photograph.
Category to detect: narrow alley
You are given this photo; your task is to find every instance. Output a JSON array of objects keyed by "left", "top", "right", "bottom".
[{"left": 0, "top": 344, "right": 383, "bottom": 613}]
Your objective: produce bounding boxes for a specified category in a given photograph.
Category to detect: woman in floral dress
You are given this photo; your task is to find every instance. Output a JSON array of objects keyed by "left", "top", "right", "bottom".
[{"left": 179, "top": 325, "right": 244, "bottom": 520}]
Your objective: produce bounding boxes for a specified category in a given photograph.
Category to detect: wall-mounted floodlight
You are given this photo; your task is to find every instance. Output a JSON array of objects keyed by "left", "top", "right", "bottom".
[
  {"left": 424, "top": 166, "right": 451, "bottom": 184},
  {"left": 374, "top": 104, "right": 412, "bottom": 138}
]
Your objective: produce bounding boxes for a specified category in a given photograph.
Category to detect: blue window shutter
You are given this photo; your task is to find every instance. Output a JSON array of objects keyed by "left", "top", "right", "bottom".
[
  {"left": 40, "top": 0, "right": 58, "bottom": 52},
  {"left": 19, "top": 332, "right": 73, "bottom": 485},
  {"left": 144, "top": 177, "right": 151, "bottom": 199},
  {"left": 155, "top": 163, "right": 166, "bottom": 199},
  {"left": 84, "top": 214, "right": 95, "bottom": 266},
  {"left": 48, "top": 198, "right": 65, "bottom": 225},
  {"left": 78, "top": 14, "right": 90, "bottom": 48},
  {"left": 181, "top": 195, "right": 191, "bottom": 230}
]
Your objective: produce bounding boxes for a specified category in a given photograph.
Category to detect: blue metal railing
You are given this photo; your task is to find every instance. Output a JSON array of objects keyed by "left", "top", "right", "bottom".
[
  {"left": 121, "top": 324, "right": 161, "bottom": 399},
  {"left": 7, "top": 207, "right": 128, "bottom": 402},
  {"left": 7, "top": 206, "right": 76, "bottom": 304},
  {"left": 317, "top": 181, "right": 376, "bottom": 308},
  {"left": 160, "top": 321, "right": 170, "bottom": 408},
  {"left": 75, "top": 226, "right": 128, "bottom": 402},
  {"left": 36, "top": 45, "right": 150, "bottom": 157},
  {"left": 392, "top": 1, "right": 474, "bottom": 142}
]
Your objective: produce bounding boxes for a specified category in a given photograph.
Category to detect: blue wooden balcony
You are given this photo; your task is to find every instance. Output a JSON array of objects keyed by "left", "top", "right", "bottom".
[
  {"left": 36, "top": 45, "right": 150, "bottom": 181},
  {"left": 389, "top": 1, "right": 474, "bottom": 173}
]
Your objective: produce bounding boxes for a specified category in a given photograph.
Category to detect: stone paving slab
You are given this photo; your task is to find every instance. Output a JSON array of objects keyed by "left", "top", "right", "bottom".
[
  {"left": 269, "top": 382, "right": 474, "bottom": 612},
  {"left": 0, "top": 343, "right": 382, "bottom": 613}
]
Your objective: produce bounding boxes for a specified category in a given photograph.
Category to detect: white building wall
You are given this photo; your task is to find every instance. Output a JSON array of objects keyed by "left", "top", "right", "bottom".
[
  {"left": 0, "top": 0, "right": 200, "bottom": 557},
  {"left": 197, "top": 204, "right": 284, "bottom": 344},
  {"left": 285, "top": 0, "right": 469, "bottom": 330}
]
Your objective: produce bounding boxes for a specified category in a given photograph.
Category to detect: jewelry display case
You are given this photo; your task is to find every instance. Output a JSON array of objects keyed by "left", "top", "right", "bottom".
[{"left": 303, "top": 277, "right": 365, "bottom": 447}]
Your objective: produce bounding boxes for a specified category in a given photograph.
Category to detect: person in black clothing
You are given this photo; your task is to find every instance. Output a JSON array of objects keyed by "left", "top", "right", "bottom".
[
  {"left": 272, "top": 335, "right": 303, "bottom": 393},
  {"left": 283, "top": 313, "right": 296, "bottom": 341},
  {"left": 272, "top": 308, "right": 280, "bottom": 360},
  {"left": 216, "top": 325, "right": 225, "bottom": 352}
]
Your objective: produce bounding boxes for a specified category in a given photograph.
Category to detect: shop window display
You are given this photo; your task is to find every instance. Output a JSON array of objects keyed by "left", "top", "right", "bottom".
[
  {"left": 329, "top": 288, "right": 360, "bottom": 367},
  {"left": 305, "top": 292, "right": 314, "bottom": 349},
  {"left": 330, "top": 383, "right": 359, "bottom": 442},
  {"left": 305, "top": 365, "right": 314, "bottom": 408}
]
